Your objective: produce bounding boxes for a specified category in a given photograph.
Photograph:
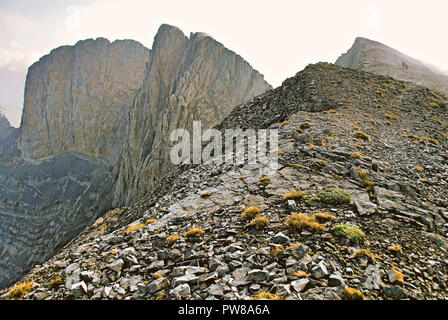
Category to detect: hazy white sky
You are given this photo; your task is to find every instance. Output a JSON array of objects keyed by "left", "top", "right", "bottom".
[{"left": 0, "top": 0, "right": 447, "bottom": 127}]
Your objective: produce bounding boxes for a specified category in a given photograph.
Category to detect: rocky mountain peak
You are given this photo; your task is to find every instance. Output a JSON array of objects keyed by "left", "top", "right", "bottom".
[
  {"left": 336, "top": 37, "right": 448, "bottom": 96},
  {"left": 0, "top": 109, "right": 11, "bottom": 129},
  {"left": 0, "top": 110, "right": 14, "bottom": 139}
]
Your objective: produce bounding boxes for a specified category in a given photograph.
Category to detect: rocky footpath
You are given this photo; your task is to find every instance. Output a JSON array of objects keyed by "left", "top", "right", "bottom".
[
  {"left": 3, "top": 63, "right": 447, "bottom": 300},
  {"left": 0, "top": 25, "right": 270, "bottom": 288}
]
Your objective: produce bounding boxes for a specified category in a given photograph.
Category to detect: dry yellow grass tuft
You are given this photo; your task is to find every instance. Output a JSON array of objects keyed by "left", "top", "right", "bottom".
[
  {"left": 241, "top": 206, "right": 262, "bottom": 220},
  {"left": 257, "top": 176, "right": 270, "bottom": 185},
  {"left": 283, "top": 190, "right": 307, "bottom": 201},
  {"left": 350, "top": 152, "right": 364, "bottom": 159},
  {"left": 125, "top": 218, "right": 158, "bottom": 236},
  {"left": 285, "top": 213, "right": 326, "bottom": 233},
  {"left": 270, "top": 245, "right": 284, "bottom": 258},
  {"left": 92, "top": 217, "right": 104, "bottom": 228},
  {"left": 245, "top": 216, "right": 270, "bottom": 230},
  {"left": 313, "top": 212, "right": 335, "bottom": 221},
  {"left": 354, "top": 130, "right": 371, "bottom": 142},
  {"left": 183, "top": 227, "right": 205, "bottom": 239},
  {"left": 286, "top": 242, "right": 303, "bottom": 250},
  {"left": 387, "top": 245, "right": 403, "bottom": 255},
  {"left": 48, "top": 274, "right": 64, "bottom": 290},
  {"left": 343, "top": 287, "right": 365, "bottom": 300},
  {"left": 392, "top": 266, "right": 405, "bottom": 283},
  {"left": 125, "top": 223, "right": 147, "bottom": 236},
  {"left": 292, "top": 271, "right": 309, "bottom": 278},
  {"left": 384, "top": 112, "right": 399, "bottom": 120},
  {"left": 166, "top": 235, "right": 181, "bottom": 245},
  {"left": 251, "top": 291, "right": 282, "bottom": 300},
  {"left": 352, "top": 249, "right": 376, "bottom": 262},
  {"left": 5, "top": 281, "right": 34, "bottom": 300}
]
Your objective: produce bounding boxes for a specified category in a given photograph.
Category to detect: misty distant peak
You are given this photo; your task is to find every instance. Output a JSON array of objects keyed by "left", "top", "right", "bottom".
[{"left": 336, "top": 37, "right": 448, "bottom": 96}]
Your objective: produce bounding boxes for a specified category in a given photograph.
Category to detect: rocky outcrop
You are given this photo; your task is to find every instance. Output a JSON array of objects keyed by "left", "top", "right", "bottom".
[
  {"left": 6, "top": 63, "right": 447, "bottom": 301},
  {"left": 0, "top": 111, "right": 14, "bottom": 141},
  {"left": 114, "top": 25, "right": 271, "bottom": 204},
  {"left": 0, "top": 25, "right": 271, "bottom": 289},
  {"left": 336, "top": 37, "right": 448, "bottom": 96}
]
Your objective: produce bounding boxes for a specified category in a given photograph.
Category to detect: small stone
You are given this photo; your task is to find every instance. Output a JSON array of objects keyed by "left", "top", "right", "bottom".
[
  {"left": 65, "top": 271, "right": 81, "bottom": 290},
  {"left": 208, "top": 284, "right": 224, "bottom": 296},
  {"left": 108, "top": 259, "right": 124, "bottom": 273},
  {"left": 247, "top": 269, "right": 269, "bottom": 282},
  {"left": 249, "top": 283, "right": 261, "bottom": 292},
  {"left": 328, "top": 274, "right": 345, "bottom": 287},
  {"left": 271, "top": 232, "right": 290, "bottom": 245},
  {"left": 170, "top": 283, "right": 191, "bottom": 299},
  {"left": 274, "top": 284, "right": 291, "bottom": 296},
  {"left": 364, "top": 265, "right": 381, "bottom": 290},
  {"left": 383, "top": 285, "right": 409, "bottom": 299},
  {"left": 71, "top": 281, "right": 88, "bottom": 298},
  {"left": 287, "top": 200, "right": 297, "bottom": 211},
  {"left": 147, "top": 277, "right": 170, "bottom": 294},
  {"left": 290, "top": 278, "right": 310, "bottom": 293},
  {"left": 387, "top": 269, "right": 400, "bottom": 284},
  {"left": 64, "top": 263, "right": 80, "bottom": 275},
  {"left": 54, "top": 260, "right": 70, "bottom": 269},
  {"left": 80, "top": 271, "right": 94, "bottom": 283},
  {"left": 147, "top": 260, "right": 164, "bottom": 271},
  {"left": 311, "top": 261, "right": 328, "bottom": 279},
  {"left": 172, "top": 273, "right": 199, "bottom": 287}
]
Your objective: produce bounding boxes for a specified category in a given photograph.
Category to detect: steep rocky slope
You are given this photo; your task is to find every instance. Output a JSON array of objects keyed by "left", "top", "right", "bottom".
[
  {"left": 336, "top": 37, "right": 448, "bottom": 97},
  {"left": 5, "top": 63, "right": 447, "bottom": 300},
  {"left": 0, "top": 25, "right": 271, "bottom": 289}
]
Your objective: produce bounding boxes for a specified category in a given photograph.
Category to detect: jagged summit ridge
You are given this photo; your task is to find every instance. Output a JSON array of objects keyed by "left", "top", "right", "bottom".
[
  {"left": 336, "top": 37, "right": 448, "bottom": 96},
  {"left": 114, "top": 23, "right": 271, "bottom": 204}
]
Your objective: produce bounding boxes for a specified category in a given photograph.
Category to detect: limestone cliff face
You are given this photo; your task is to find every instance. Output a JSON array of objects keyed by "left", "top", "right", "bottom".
[
  {"left": 115, "top": 25, "right": 271, "bottom": 203},
  {"left": 336, "top": 37, "right": 448, "bottom": 96},
  {"left": 20, "top": 38, "right": 151, "bottom": 164},
  {"left": 0, "top": 25, "right": 271, "bottom": 288}
]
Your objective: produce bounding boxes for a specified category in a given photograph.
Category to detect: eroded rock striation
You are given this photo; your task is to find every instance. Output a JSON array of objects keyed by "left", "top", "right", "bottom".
[
  {"left": 0, "top": 25, "right": 271, "bottom": 289},
  {"left": 336, "top": 37, "right": 448, "bottom": 96}
]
